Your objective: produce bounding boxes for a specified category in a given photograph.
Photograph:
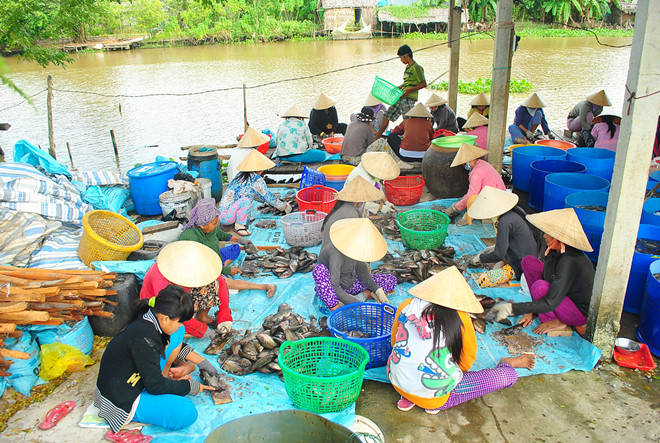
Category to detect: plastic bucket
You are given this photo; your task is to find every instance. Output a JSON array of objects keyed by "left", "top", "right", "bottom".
[
  {"left": 535, "top": 139, "right": 577, "bottom": 151},
  {"left": 625, "top": 224, "right": 660, "bottom": 314},
  {"left": 566, "top": 148, "right": 616, "bottom": 182},
  {"left": 159, "top": 190, "right": 194, "bottom": 219},
  {"left": 196, "top": 178, "right": 212, "bottom": 199},
  {"left": 512, "top": 145, "right": 566, "bottom": 192},
  {"left": 543, "top": 173, "right": 610, "bottom": 211},
  {"left": 324, "top": 180, "right": 346, "bottom": 191},
  {"left": 565, "top": 191, "right": 609, "bottom": 262},
  {"left": 529, "top": 160, "right": 586, "bottom": 210},
  {"left": 188, "top": 147, "right": 222, "bottom": 202},
  {"left": 126, "top": 161, "right": 179, "bottom": 216},
  {"left": 637, "top": 259, "right": 660, "bottom": 357},
  {"left": 641, "top": 198, "right": 660, "bottom": 227}
]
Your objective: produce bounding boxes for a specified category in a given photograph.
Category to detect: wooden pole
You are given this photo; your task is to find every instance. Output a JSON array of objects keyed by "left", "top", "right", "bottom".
[
  {"left": 587, "top": 0, "right": 660, "bottom": 356},
  {"left": 46, "top": 75, "right": 56, "bottom": 159},
  {"left": 243, "top": 83, "right": 248, "bottom": 132},
  {"left": 447, "top": 0, "right": 461, "bottom": 112},
  {"left": 485, "top": 0, "right": 514, "bottom": 174},
  {"left": 66, "top": 142, "right": 74, "bottom": 168},
  {"left": 110, "top": 129, "right": 120, "bottom": 172}
]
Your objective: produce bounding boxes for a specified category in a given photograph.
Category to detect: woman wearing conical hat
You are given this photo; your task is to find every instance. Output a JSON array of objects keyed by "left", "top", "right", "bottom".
[
  {"left": 275, "top": 104, "right": 326, "bottom": 163},
  {"left": 462, "top": 112, "right": 489, "bottom": 149},
  {"left": 227, "top": 127, "right": 271, "bottom": 183},
  {"left": 341, "top": 106, "right": 377, "bottom": 166},
  {"left": 314, "top": 217, "right": 396, "bottom": 311},
  {"left": 442, "top": 143, "right": 505, "bottom": 226},
  {"left": 466, "top": 187, "right": 542, "bottom": 279},
  {"left": 387, "top": 267, "right": 535, "bottom": 414},
  {"left": 487, "top": 208, "right": 596, "bottom": 335},
  {"left": 386, "top": 103, "right": 434, "bottom": 162},
  {"left": 508, "top": 93, "right": 553, "bottom": 144},
  {"left": 425, "top": 93, "right": 459, "bottom": 133},
  {"left": 567, "top": 90, "right": 611, "bottom": 135},
  {"left": 218, "top": 150, "right": 291, "bottom": 237},
  {"left": 346, "top": 152, "right": 400, "bottom": 215},
  {"left": 309, "top": 93, "right": 347, "bottom": 139},
  {"left": 350, "top": 93, "right": 387, "bottom": 133}
]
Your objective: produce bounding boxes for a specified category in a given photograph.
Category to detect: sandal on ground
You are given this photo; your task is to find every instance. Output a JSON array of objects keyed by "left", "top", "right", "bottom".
[
  {"left": 397, "top": 396, "right": 415, "bottom": 412},
  {"left": 38, "top": 400, "right": 76, "bottom": 430},
  {"left": 105, "top": 430, "right": 153, "bottom": 443},
  {"left": 425, "top": 408, "right": 442, "bottom": 415},
  {"left": 234, "top": 227, "right": 251, "bottom": 237}
]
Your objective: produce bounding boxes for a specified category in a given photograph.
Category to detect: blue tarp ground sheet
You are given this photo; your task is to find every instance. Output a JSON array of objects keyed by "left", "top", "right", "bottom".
[{"left": 129, "top": 191, "right": 600, "bottom": 441}]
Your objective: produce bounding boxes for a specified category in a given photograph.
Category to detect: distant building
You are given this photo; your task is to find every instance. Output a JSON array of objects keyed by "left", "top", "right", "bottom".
[
  {"left": 377, "top": 7, "right": 469, "bottom": 34},
  {"left": 319, "top": 0, "right": 379, "bottom": 31},
  {"left": 608, "top": 0, "right": 636, "bottom": 27}
]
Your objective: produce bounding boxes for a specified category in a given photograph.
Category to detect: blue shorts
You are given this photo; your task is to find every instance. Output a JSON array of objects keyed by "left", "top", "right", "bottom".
[{"left": 219, "top": 244, "right": 241, "bottom": 262}]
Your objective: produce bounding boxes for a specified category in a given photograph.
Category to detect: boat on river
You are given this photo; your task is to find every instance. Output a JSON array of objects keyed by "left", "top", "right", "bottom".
[{"left": 332, "top": 19, "right": 372, "bottom": 40}]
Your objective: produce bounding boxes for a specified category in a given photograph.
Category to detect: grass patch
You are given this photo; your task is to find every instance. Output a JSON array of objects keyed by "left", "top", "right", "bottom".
[
  {"left": 429, "top": 77, "right": 534, "bottom": 94},
  {"left": 402, "top": 23, "right": 633, "bottom": 40}
]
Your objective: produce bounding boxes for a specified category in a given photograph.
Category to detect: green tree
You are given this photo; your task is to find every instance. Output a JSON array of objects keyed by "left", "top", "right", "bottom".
[{"left": 542, "top": 0, "right": 582, "bottom": 24}]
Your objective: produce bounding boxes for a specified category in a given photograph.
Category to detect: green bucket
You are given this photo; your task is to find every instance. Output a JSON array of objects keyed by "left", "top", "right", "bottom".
[
  {"left": 397, "top": 209, "right": 450, "bottom": 250},
  {"left": 431, "top": 134, "right": 478, "bottom": 149}
]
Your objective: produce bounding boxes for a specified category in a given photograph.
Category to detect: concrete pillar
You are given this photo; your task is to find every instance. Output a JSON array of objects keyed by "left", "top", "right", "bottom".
[
  {"left": 485, "top": 0, "right": 513, "bottom": 173},
  {"left": 587, "top": 0, "right": 660, "bottom": 356},
  {"left": 447, "top": 0, "right": 461, "bottom": 113}
]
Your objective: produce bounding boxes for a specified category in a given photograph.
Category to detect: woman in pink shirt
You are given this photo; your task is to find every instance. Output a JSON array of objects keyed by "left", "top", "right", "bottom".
[
  {"left": 442, "top": 143, "right": 505, "bottom": 225},
  {"left": 590, "top": 115, "right": 620, "bottom": 151},
  {"left": 463, "top": 113, "right": 489, "bottom": 149}
]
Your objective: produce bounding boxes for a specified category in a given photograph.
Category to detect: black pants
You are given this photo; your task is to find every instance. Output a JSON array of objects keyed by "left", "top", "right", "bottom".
[{"left": 387, "top": 133, "right": 423, "bottom": 162}]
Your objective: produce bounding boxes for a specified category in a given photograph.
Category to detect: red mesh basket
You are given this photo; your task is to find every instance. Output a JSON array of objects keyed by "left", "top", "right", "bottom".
[
  {"left": 383, "top": 175, "right": 425, "bottom": 206},
  {"left": 296, "top": 185, "right": 338, "bottom": 213}
]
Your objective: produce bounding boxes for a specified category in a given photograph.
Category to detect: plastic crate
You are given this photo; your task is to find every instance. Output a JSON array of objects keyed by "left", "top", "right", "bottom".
[
  {"left": 296, "top": 185, "right": 337, "bottom": 213},
  {"left": 278, "top": 337, "right": 369, "bottom": 413},
  {"left": 396, "top": 209, "right": 450, "bottom": 250},
  {"left": 299, "top": 166, "right": 326, "bottom": 190},
  {"left": 327, "top": 303, "right": 396, "bottom": 369},
  {"left": 78, "top": 210, "right": 144, "bottom": 266},
  {"left": 280, "top": 210, "right": 327, "bottom": 247},
  {"left": 371, "top": 76, "right": 404, "bottom": 106},
  {"left": 383, "top": 175, "right": 425, "bottom": 206}
]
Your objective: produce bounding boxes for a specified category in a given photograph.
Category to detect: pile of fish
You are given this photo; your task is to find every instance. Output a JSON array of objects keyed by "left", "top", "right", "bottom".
[
  {"left": 256, "top": 193, "right": 298, "bottom": 216},
  {"left": 636, "top": 238, "right": 660, "bottom": 255},
  {"left": 254, "top": 219, "right": 278, "bottom": 229},
  {"left": 371, "top": 212, "right": 402, "bottom": 242},
  {"left": 574, "top": 205, "right": 607, "bottom": 212},
  {"left": 215, "top": 303, "right": 330, "bottom": 376},
  {"left": 241, "top": 246, "right": 317, "bottom": 279},
  {"left": 372, "top": 247, "right": 459, "bottom": 284},
  {"left": 469, "top": 296, "right": 513, "bottom": 334}
]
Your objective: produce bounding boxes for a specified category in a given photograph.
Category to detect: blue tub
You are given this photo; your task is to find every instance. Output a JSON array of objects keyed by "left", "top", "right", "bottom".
[
  {"left": 529, "top": 160, "right": 586, "bottom": 210},
  {"left": 565, "top": 191, "right": 609, "bottom": 262},
  {"left": 566, "top": 148, "right": 616, "bottom": 182},
  {"left": 637, "top": 259, "right": 660, "bottom": 357},
  {"left": 624, "top": 224, "right": 660, "bottom": 314},
  {"left": 188, "top": 148, "right": 222, "bottom": 202},
  {"left": 543, "top": 173, "right": 610, "bottom": 212},
  {"left": 127, "top": 161, "right": 179, "bottom": 215},
  {"left": 512, "top": 145, "right": 566, "bottom": 192},
  {"left": 641, "top": 198, "right": 660, "bottom": 227},
  {"left": 324, "top": 180, "right": 346, "bottom": 191}
]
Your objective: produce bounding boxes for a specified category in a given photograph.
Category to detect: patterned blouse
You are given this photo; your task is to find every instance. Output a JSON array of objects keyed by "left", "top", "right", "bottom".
[
  {"left": 275, "top": 117, "right": 314, "bottom": 157},
  {"left": 219, "top": 172, "right": 286, "bottom": 212}
]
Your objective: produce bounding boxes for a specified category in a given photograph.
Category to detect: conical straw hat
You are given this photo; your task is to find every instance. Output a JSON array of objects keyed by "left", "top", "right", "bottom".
[
  {"left": 405, "top": 103, "right": 432, "bottom": 118},
  {"left": 330, "top": 218, "right": 388, "bottom": 262},
  {"left": 361, "top": 152, "right": 400, "bottom": 181},
  {"left": 364, "top": 93, "right": 381, "bottom": 107},
  {"left": 467, "top": 186, "right": 519, "bottom": 220},
  {"left": 237, "top": 149, "right": 276, "bottom": 172},
  {"left": 526, "top": 208, "right": 593, "bottom": 252},
  {"left": 237, "top": 127, "right": 270, "bottom": 148},
  {"left": 470, "top": 93, "right": 490, "bottom": 107},
  {"left": 521, "top": 93, "right": 547, "bottom": 108},
  {"left": 157, "top": 241, "right": 223, "bottom": 288},
  {"left": 586, "top": 90, "right": 611, "bottom": 107},
  {"left": 335, "top": 175, "right": 385, "bottom": 202},
  {"left": 314, "top": 93, "right": 337, "bottom": 110},
  {"left": 462, "top": 112, "right": 489, "bottom": 130},
  {"left": 408, "top": 266, "right": 484, "bottom": 313},
  {"left": 425, "top": 93, "right": 448, "bottom": 108},
  {"left": 451, "top": 143, "right": 487, "bottom": 167},
  {"left": 282, "top": 104, "right": 308, "bottom": 119}
]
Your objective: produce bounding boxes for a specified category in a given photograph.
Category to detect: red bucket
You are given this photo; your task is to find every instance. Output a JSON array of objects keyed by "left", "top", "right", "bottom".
[
  {"left": 383, "top": 175, "right": 425, "bottom": 206},
  {"left": 296, "top": 185, "right": 338, "bottom": 213}
]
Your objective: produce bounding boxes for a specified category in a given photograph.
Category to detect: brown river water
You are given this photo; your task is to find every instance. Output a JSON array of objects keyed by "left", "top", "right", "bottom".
[{"left": 0, "top": 36, "right": 632, "bottom": 171}]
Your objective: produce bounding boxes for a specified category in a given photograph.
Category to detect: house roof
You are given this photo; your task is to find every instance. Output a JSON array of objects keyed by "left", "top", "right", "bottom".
[
  {"left": 320, "top": 0, "right": 378, "bottom": 9},
  {"left": 378, "top": 7, "right": 469, "bottom": 24},
  {"left": 619, "top": 0, "right": 637, "bottom": 14}
]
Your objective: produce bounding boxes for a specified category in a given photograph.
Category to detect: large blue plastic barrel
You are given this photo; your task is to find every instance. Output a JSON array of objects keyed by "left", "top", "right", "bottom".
[
  {"left": 187, "top": 147, "right": 222, "bottom": 202},
  {"left": 512, "top": 145, "right": 566, "bottom": 192},
  {"left": 543, "top": 173, "right": 610, "bottom": 211},
  {"left": 565, "top": 191, "right": 609, "bottom": 262},
  {"left": 637, "top": 259, "right": 660, "bottom": 357},
  {"left": 641, "top": 198, "right": 660, "bottom": 226},
  {"left": 529, "top": 160, "right": 586, "bottom": 210},
  {"left": 624, "top": 224, "right": 660, "bottom": 314},
  {"left": 126, "top": 161, "right": 179, "bottom": 215},
  {"left": 566, "top": 148, "right": 616, "bottom": 182}
]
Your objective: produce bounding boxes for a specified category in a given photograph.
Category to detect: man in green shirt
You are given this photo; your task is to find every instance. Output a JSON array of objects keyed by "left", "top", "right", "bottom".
[{"left": 376, "top": 45, "right": 427, "bottom": 140}]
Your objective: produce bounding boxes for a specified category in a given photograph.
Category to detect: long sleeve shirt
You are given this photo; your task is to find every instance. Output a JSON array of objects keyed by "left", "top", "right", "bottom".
[
  {"left": 467, "top": 125, "right": 489, "bottom": 150},
  {"left": 455, "top": 159, "right": 505, "bottom": 211},
  {"left": 431, "top": 104, "right": 459, "bottom": 133},
  {"left": 513, "top": 106, "right": 550, "bottom": 134},
  {"left": 391, "top": 117, "right": 434, "bottom": 155},
  {"left": 178, "top": 226, "right": 233, "bottom": 275},
  {"left": 219, "top": 173, "right": 286, "bottom": 214},
  {"left": 512, "top": 246, "right": 595, "bottom": 317},
  {"left": 591, "top": 122, "right": 620, "bottom": 151},
  {"left": 309, "top": 107, "right": 339, "bottom": 136},
  {"left": 479, "top": 209, "right": 538, "bottom": 279},
  {"left": 341, "top": 120, "right": 375, "bottom": 157},
  {"left": 568, "top": 100, "right": 603, "bottom": 131},
  {"left": 275, "top": 117, "right": 314, "bottom": 157}
]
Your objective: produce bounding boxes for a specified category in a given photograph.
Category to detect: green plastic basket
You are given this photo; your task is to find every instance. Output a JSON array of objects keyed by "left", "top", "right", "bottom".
[
  {"left": 278, "top": 337, "right": 369, "bottom": 413},
  {"left": 371, "top": 76, "right": 404, "bottom": 106},
  {"left": 396, "top": 209, "right": 450, "bottom": 250}
]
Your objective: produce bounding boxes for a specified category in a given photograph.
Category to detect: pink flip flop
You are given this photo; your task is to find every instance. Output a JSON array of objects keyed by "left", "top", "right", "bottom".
[
  {"left": 38, "top": 400, "right": 76, "bottom": 430},
  {"left": 105, "top": 430, "right": 153, "bottom": 443}
]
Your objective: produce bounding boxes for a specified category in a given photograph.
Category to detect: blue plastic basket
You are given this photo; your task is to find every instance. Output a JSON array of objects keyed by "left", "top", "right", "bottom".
[
  {"left": 327, "top": 302, "right": 396, "bottom": 369},
  {"left": 300, "top": 166, "right": 326, "bottom": 190}
]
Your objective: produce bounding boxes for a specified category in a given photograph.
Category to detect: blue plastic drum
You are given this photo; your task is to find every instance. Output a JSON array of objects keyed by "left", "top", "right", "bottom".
[
  {"left": 127, "top": 161, "right": 179, "bottom": 216},
  {"left": 543, "top": 173, "right": 610, "bottom": 212},
  {"left": 637, "top": 259, "right": 660, "bottom": 357},
  {"left": 624, "top": 224, "right": 660, "bottom": 314},
  {"left": 511, "top": 145, "right": 566, "bottom": 192},
  {"left": 529, "top": 160, "right": 586, "bottom": 210},
  {"left": 565, "top": 191, "right": 609, "bottom": 262},
  {"left": 566, "top": 148, "right": 616, "bottom": 182}
]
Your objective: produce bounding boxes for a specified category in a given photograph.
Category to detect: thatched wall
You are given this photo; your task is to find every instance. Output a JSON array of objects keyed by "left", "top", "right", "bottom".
[
  {"left": 377, "top": 7, "right": 469, "bottom": 25},
  {"left": 323, "top": 8, "right": 378, "bottom": 30},
  {"left": 321, "top": 0, "right": 377, "bottom": 9}
]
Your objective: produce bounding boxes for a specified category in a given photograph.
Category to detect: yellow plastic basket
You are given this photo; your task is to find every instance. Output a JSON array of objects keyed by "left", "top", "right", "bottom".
[{"left": 78, "top": 210, "right": 144, "bottom": 266}]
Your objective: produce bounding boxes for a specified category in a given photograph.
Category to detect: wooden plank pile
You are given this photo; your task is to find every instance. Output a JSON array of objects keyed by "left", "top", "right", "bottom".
[{"left": 0, "top": 265, "right": 117, "bottom": 373}]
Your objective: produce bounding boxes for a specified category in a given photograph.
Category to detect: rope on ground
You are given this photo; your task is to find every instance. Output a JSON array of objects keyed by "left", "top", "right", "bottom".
[{"left": 0, "top": 89, "right": 47, "bottom": 114}]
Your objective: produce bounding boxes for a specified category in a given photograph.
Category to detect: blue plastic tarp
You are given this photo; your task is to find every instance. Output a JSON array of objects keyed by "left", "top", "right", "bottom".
[{"left": 13, "top": 140, "right": 71, "bottom": 178}]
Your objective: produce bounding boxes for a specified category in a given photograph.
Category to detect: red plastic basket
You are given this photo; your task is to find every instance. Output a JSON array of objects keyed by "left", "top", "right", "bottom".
[
  {"left": 296, "top": 185, "right": 338, "bottom": 213},
  {"left": 383, "top": 175, "right": 425, "bottom": 206}
]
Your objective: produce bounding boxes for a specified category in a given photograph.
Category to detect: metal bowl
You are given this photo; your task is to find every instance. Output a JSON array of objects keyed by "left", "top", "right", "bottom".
[{"left": 615, "top": 338, "right": 641, "bottom": 355}]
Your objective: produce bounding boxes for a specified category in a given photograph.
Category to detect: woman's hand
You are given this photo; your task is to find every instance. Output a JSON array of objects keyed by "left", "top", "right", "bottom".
[
  {"left": 169, "top": 362, "right": 195, "bottom": 380},
  {"left": 517, "top": 313, "right": 535, "bottom": 327},
  {"left": 196, "top": 384, "right": 215, "bottom": 395},
  {"left": 230, "top": 267, "right": 241, "bottom": 276}
]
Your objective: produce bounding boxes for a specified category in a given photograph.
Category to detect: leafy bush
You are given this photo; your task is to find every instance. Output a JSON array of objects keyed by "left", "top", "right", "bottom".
[{"left": 429, "top": 77, "right": 534, "bottom": 94}]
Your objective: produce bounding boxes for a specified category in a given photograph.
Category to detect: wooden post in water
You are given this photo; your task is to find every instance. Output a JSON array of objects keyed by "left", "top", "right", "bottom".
[
  {"left": 447, "top": 0, "right": 461, "bottom": 112},
  {"left": 110, "top": 129, "right": 120, "bottom": 172},
  {"left": 66, "top": 142, "right": 74, "bottom": 168},
  {"left": 486, "top": 0, "right": 514, "bottom": 173},
  {"left": 587, "top": 0, "right": 660, "bottom": 356},
  {"left": 46, "top": 76, "right": 56, "bottom": 159},
  {"left": 243, "top": 83, "right": 248, "bottom": 132}
]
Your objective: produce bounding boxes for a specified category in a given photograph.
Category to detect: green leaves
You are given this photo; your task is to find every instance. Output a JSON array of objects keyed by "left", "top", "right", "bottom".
[{"left": 428, "top": 77, "right": 534, "bottom": 94}]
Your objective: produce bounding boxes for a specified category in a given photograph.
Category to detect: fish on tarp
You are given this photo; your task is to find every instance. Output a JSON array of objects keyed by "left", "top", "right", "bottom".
[
  {"left": 200, "top": 369, "right": 233, "bottom": 405},
  {"left": 204, "top": 329, "right": 237, "bottom": 355}
]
